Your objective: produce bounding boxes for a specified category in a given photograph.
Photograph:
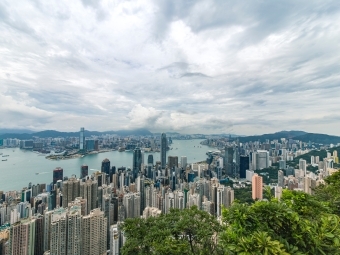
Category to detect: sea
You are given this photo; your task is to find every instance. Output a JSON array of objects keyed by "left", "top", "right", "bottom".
[{"left": 0, "top": 139, "right": 210, "bottom": 192}]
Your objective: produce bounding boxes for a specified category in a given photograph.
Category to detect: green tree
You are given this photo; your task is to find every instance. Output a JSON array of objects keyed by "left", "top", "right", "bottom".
[
  {"left": 314, "top": 170, "right": 340, "bottom": 215},
  {"left": 121, "top": 206, "right": 222, "bottom": 255},
  {"left": 220, "top": 190, "right": 340, "bottom": 254}
]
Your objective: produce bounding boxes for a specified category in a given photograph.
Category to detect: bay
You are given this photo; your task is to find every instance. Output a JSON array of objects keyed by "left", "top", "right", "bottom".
[{"left": 0, "top": 139, "right": 209, "bottom": 192}]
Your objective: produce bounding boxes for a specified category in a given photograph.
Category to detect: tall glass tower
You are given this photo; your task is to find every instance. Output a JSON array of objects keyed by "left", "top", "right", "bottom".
[
  {"left": 161, "top": 133, "right": 167, "bottom": 169},
  {"left": 133, "top": 148, "right": 142, "bottom": 181},
  {"left": 79, "top": 127, "right": 85, "bottom": 152}
]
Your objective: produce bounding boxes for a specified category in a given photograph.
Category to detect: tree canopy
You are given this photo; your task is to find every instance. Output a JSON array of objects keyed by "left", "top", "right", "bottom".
[
  {"left": 121, "top": 206, "right": 222, "bottom": 255},
  {"left": 122, "top": 172, "right": 340, "bottom": 255}
]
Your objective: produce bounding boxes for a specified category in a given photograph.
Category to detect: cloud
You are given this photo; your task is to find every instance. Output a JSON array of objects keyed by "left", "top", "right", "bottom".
[{"left": 0, "top": 0, "right": 339, "bottom": 135}]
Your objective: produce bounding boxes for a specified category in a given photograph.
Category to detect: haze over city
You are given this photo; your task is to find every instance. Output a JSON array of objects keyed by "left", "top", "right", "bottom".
[{"left": 1, "top": 0, "right": 340, "bottom": 135}]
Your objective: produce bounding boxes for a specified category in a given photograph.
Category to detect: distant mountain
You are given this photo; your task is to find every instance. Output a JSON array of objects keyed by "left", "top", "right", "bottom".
[
  {"left": 238, "top": 131, "right": 307, "bottom": 143},
  {"left": 0, "top": 129, "right": 36, "bottom": 135},
  {"left": 237, "top": 131, "right": 340, "bottom": 145},
  {"left": 0, "top": 128, "right": 152, "bottom": 139},
  {"left": 293, "top": 133, "right": 340, "bottom": 144}
]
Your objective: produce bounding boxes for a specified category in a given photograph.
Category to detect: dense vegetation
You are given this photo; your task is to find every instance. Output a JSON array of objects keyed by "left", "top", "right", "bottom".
[
  {"left": 286, "top": 146, "right": 340, "bottom": 171},
  {"left": 234, "top": 185, "right": 253, "bottom": 204},
  {"left": 122, "top": 171, "right": 340, "bottom": 255},
  {"left": 254, "top": 166, "right": 279, "bottom": 184}
]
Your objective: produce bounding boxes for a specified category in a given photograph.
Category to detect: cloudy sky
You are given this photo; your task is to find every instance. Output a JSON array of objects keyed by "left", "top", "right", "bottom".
[{"left": 1, "top": 0, "right": 340, "bottom": 135}]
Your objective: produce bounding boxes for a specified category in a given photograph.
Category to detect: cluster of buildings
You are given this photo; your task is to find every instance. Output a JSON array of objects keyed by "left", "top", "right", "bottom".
[
  {"left": 0, "top": 132, "right": 234, "bottom": 255},
  {"left": 204, "top": 136, "right": 339, "bottom": 201},
  {"left": 0, "top": 128, "right": 201, "bottom": 154},
  {"left": 1, "top": 130, "right": 339, "bottom": 254}
]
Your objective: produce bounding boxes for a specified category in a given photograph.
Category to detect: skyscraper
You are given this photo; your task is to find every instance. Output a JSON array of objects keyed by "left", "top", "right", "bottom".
[
  {"left": 101, "top": 158, "right": 111, "bottom": 177},
  {"left": 253, "top": 150, "right": 269, "bottom": 170},
  {"left": 8, "top": 218, "right": 36, "bottom": 255},
  {"left": 79, "top": 127, "right": 85, "bottom": 152},
  {"left": 53, "top": 167, "right": 63, "bottom": 184},
  {"left": 252, "top": 174, "right": 263, "bottom": 200},
  {"left": 80, "top": 180, "right": 98, "bottom": 215},
  {"left": 161, "top": 133, "right": 167, "bottom": 169},
  {"left": 62, "top": 178, "right": 80, "bottom": 208},
  {"left": 278, "top": 170, "right": 284, "bottom": 187},
  {"left": 299, "top": 159, "right": 307, "bottom": 176},
  {"left": 168, "top": 156, "right": 178, "bottom": 169},
  {"left": 224, "top": 146, "right": 234, "bottom": 176},
  {"left": 133, "top": 148, "right": 142, "bottom": 181},
  {"left": 82, "top": 209, "right": 107, "bottom": 255},
  {"left": 110, "top": 224, "right": 120, "bottom": 255},
  {"left": 239, "top": 156, "right": 249, "bottom": 179},
  {"left": 81, "top": 164, "right": 88, "bottom": 179},
  {"left": 180, "top": 156, "right": 187, "bottom": 169},
  {"left": 147, "top": 155, "right": 153, "bottom": 179},
  {"left": 279, "top": 160, "right": 286, "bottom": 170}
]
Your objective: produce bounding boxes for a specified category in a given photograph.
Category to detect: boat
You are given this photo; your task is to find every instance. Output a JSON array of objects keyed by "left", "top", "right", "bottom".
[
  {"left": 2, "top": 155, "right": 9, "bottom": 157},
  {"left": 2, "top": 159, "right": 7, "bottom": 161},
  {"left": 35, "top": 173, "right": 39, "bottom": 175}
]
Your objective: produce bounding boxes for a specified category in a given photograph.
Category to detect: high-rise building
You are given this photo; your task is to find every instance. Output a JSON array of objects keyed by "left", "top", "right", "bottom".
[
  {"left": 66, "top": 207, "right": 82, "bottom": 254},
  {"left": 252, "top": 174, "right": 263, "bottom": 200},
  {"left": 110, "top": 224, "right": 120, "bottom": 255},
  {"left": 278, "top": 170, "right": 284, "bottom": 187},
  {"left": 168, "top": 156, "right": 178, "bottom": 169},
  {"left": 224, "top": 146, "right": 234, "bottom": 176},
  {"left": 82, "top": 209, "right": 107, "bottom": 255},
  {"left": 80, "top": 180, "right": 98, "bottom": 215},
  {"left": 62, "top": 178, "right": 80, "bottom": 208},
  {"left": 86, "top": 139, "right": 95, "bottom": 151},
  {"left": 253, "top": 151, "right": 269, "bottom": 170},
  {"left": 279, "top": 160, "right": 286, "bottom": 170},
  {"left": 147, "top": 155, "right": 153, "bottom": 179},
  {"left": 8, "top": 218, "right": 36, "bottom": 255},
  {"left": 81, "top": 164, "right": 89, "bottom": 179},
  {"left": 50, "top": 208, "right": 67, "bottom": 255},
  {"left": 101, "top": 158, "right": 111, "bottom": 179},
  {"left": 239, "top": 156, "right": 249, "bottom": 179},
  {"left": 310, "top": 156, "right": 315, "bottom": 165},
  {"left": 180, "top": 156, "right": 187, "bottom": 169},
  {"left": 333, "top": 150, "right": 338, "bottom": 158},
  {"left": 216, "top": 185, "right": 234, "bottom": 216},
  {"left": 161, "top": 133, "right": 167, "bottom": 169},
  {"left": 34, "top": 214, "right": 44, "bottom": 255},
  {"left": 315, "top": 156, "right": 320, "bottom": 164},
  {"left": 299, "top": 159, "right": 307, "bottom": 176},
  {"left": 133, "top": 148, "right": 142, "bottom": 181},
  {"left": 53, "top": 167, "right": 63, "bottom": 185},
  {"left": 79, "top": 127, "right": 85, "bottom": 152},
  {"left": 147, "top": 154, "right": 153, "bottom": 165}
]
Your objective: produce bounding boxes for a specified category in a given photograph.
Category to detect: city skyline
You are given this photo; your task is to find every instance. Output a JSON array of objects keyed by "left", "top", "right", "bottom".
[{"left": 1, "top": 1, "right": 340, "bottom": 135}]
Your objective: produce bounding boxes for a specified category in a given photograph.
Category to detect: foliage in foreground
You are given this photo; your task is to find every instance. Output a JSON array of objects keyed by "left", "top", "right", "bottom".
[
  {"left": 121, "top": 206, "right": 222, "bottom": 255},
  {"left": 122, "top": 172, "right": 340, "bottom": 255},
  {"left": 221, "top": 191, "right": 340, "bottom": 254}
]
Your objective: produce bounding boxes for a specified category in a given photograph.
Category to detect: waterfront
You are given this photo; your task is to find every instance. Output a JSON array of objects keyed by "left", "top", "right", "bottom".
[{"left": 0, "top": 139, "right": 209, "bottom": 192}]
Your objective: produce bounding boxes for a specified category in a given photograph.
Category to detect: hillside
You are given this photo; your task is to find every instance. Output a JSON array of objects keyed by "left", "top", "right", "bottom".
[
  {"left": 287, "top": 146, "right": 340, "bottom": 168},
  {"left": 293, "top": 133, "right": 340, "bottom": 144},
  {"left": 238, "top": 130, "right": 307, "bottom": 143},
  {"left": 238, "top": 131, "right": 340, "bottom": 145}
]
